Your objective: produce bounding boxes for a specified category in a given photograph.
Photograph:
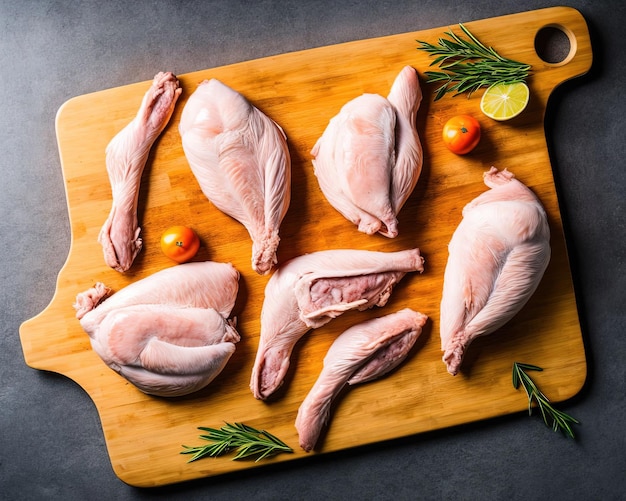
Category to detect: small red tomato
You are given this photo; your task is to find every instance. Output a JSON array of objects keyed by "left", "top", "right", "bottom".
[
  {"left": 442, "top": 115, "right": 481, "bottom": 155},
  {"left": 160, "top": 226, "right": 200, "bottom": 263}
]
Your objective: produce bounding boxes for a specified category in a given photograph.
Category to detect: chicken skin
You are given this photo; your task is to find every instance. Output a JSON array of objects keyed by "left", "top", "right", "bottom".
[
  {"left": 296, "top": 308, "right": 428, "bottom": 451},
  {"left": 440, "top": 168, "right": 551, "bottom": 375},
  {"left": 179, "top": 78, "right": 291, "bottom": 275},
  {"left": 99, "top": 71, "right": 181, "bottom": 272},
  {"left": 311, "top": 66, "right": 423, "bottom": 237},
  {"left": 250, "top": 248, "right": 425, "bottom": 400},
  {"left": 74, "top": 261, "right": 240, "bottom": 397}
]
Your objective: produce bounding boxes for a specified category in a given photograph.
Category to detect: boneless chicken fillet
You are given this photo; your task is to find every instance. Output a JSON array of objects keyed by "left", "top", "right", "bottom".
[
  {"left": 250, "top": 247, "right": 425, "bottom": 400},
  {"left": 73, "top": 261, "right": 241, "bottom": 397},
  {"left": 179, "top": 78, "right": 291, "bottom": 275},
  {"left": 99, "top": 71, "right": 182, "bottom": 272},
  {"left": 311, "top": 65, "right": 423, "bottom": 238},
  {"left": 296, "top": 308, "right": 428, "bottom": 452},
  {"left": 440, "top": 167, "right": 551, "bottom": 375}
]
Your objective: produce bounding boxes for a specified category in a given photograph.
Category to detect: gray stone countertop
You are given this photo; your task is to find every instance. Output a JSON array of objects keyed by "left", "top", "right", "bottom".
[{"left": 1, "top": 1, "right": 624, "bottom": 499}]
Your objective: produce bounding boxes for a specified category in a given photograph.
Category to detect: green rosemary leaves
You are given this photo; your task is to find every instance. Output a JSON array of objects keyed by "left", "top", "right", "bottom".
[
  {"left": 512, "top": 362, "right": 579, "bottom": 438},
  {"left": 181, "top": 422, "right": 293, "bottom": 463},
  {"left": 417, "top": 24, "right": 531, "bottom": 101}
]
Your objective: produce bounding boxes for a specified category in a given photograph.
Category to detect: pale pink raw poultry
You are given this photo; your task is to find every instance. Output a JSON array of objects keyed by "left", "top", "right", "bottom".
[
  {"left": 179, "top": 78, "right": 291, "bottom": 275},
  {"left": 250, "top": 247, "right": 425, "bottom": 400},
  {"left": 99, "top": 71, "right": 182, "bottom": 272},
  {"left": 440, "top": 167, "right": 551, "bottom": 375},
  {"left": 295, "top": 308, "right": 428, "bottom": 452},
  {"left": 311, "top": 65, "right": 423, "bottom": 238},
  {"left": 73, "top": 261, "right": 240, "bottom": 397}
]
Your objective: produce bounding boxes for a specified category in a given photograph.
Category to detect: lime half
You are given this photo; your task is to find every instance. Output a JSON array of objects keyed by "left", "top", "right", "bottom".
[{"left": 480, "top": 82, "right": 530, "bottom": 121}]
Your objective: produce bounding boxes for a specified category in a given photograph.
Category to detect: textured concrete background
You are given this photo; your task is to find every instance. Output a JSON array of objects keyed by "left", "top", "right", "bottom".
[{"left": 1, "top": 1, "right": 624, "bottom": 499}]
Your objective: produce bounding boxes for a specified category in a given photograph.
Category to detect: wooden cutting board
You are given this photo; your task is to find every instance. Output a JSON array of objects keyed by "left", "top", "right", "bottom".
[{"left": 20, "top": 6, "right": 591, "bottom": 487}]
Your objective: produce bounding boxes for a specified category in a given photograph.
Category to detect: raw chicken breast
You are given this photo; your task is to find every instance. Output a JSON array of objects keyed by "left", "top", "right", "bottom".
[
  {"left": 440, "top": 167, "right": 551, "bottom": 375},
  {"left": 99, "top": 71, "right": 182, "bottom": 272},
  {"left": 250, "top": 248, "right": 425, "bottom": 400},
  {"left": 311, "top": 65, "right": 422, "bottom": 238},
  {"left": 295, "top": 308, "right": 428, "bottom": 451},
  {"left": 179, "top": 79, "right": 291, "bottom": 275},
  {"left": 73, "top": 261, "right": 240, "bottom": 397}
]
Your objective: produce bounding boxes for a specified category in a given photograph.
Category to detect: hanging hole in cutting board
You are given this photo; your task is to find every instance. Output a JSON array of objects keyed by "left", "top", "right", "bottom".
[{"left": 534, "top": 25, "right": 576, "bottom": 65}]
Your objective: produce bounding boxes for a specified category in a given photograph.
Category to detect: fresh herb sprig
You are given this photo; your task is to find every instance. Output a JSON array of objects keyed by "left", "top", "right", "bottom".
[
  {"left": 181, "top": 422, "right": 293, "bottom": 463},
  {"left": 417, "top": 23, "right": 531, "bottom": 101},
  {"left": 512, "top": 362, "right": 579, "bottom": 438}
]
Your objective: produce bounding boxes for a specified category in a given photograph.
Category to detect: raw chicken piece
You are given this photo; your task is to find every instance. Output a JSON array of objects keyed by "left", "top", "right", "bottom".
[
  {"left": 311, "top": 65, "right": 422, "bottom": 238},
  {"left": 250, "top": 247, "right": 425, "bottom": 400},
  {"left": 99, "top": 71, "right": 182, "bottom": 272},
  {"left": 440, "top": 167, "right": 551, "bottom": 375},
  {"left": 295, "top": 308, "right": 428, "bottom": 451},
  {"left": 73, "top": 261, "right": 240, "bottom": 397},
  {"left": 179, "top": 79, "right": 291, "bottom": 275}
]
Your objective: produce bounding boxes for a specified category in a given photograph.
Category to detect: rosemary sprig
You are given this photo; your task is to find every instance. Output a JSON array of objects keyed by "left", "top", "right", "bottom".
[
  {"left": 181, "top": 422, "right": 293, "bottom": 463},
  {"left": 512, "top": 362, "right": 579, "bottom": 438},
  {"left": 417, "top": 23, "right": 531, "bottom": 100}
]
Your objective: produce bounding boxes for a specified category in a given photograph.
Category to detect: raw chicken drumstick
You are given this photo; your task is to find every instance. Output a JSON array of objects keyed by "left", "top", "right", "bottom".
[
  {"left": 73, "top": 261, "right": 240, "bottom": 397},
  {"left": 296, "top": 308, "right": 428, "bottom": 452},
  {"left": 98, "top": 71, "right": 182, "bottom": 272},
  {"left": 311, "top": 65, "right": 423, "bottom": 238},
  {"left": 440, "top": 167, "right": 551, "bottom": 375},
  {"left": 179, "top": 78, "right": 291, "bottom": 275},
  {"left": 250, "top": 247, "right": 425, "bottom": 400}
]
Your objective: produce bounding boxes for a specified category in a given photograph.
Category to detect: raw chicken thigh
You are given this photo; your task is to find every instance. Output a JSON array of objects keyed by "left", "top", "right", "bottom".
[
  {"left": 99, "top": 71, "right": 182, "bottom": 272},
  {"left": 179, "top": 78, "right": 291, "bottom": 275},
  {"left": 296, "top": 308, "right": 428, "bottom": 452},
  {"left": 250, "top": 247, "right": 425, "bottom": 400},
  {"left": 73, "top": 261, "right": 240, "bottom": 397},
  {"left": 311, "top": 65, "right": 423, "bottom": 238},
  {"left": 440, "top": 167, "right": 551, "bottom": 375}
]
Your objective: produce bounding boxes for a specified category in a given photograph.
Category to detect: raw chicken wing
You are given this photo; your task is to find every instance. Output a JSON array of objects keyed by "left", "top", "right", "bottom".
[
  {"left": 73, "top": 261, "right": 240, "bottom": 397},
  {"left": 179, "top": 79, "right": 291, "bottom": 275},
  {"left": 311, "top": 66, "right": 422, "bottom": 238},
  {"left": 99, "top": 71, "right": 182, "bottom": 272},
  {"left": 250, "top": 248, "right": 425, "bottom": 400},
  {"left": 296, "top": 308, "right": 428, "bottom": 451},
  {"left": 440, "top": 168, "right": 551, "bottom": 375}
]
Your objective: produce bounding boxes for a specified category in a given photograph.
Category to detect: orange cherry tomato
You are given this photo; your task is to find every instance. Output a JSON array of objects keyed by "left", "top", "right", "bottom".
[
  {"left": 160, "top": 226, "right": 200, "bottom": 263},
  {"left": 442, "top": 115, "right": 481, "bottom": 155}
]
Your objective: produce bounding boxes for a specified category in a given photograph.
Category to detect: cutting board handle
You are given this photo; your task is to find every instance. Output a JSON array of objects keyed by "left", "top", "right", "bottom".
[{"left": 517, "top": 6, "right": 592, "bottom": 91}]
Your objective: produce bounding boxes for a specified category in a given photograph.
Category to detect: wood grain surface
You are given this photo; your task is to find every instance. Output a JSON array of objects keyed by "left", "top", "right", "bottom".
[{"left": 20, "top": 6, "right": 591, "bottom": 487}]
